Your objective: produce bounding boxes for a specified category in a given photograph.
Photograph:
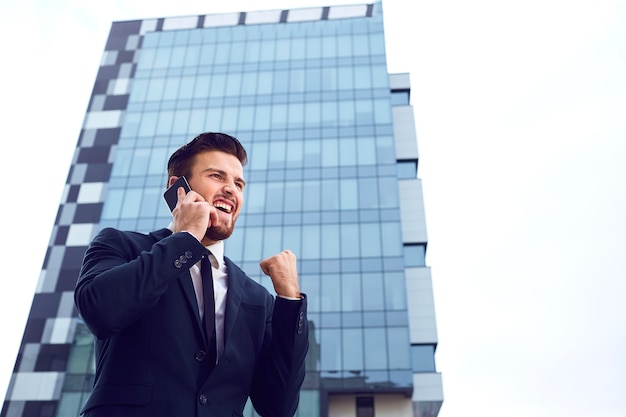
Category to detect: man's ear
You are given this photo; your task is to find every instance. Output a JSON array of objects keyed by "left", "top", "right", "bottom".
[{"left": 167, "top": 176, "right": 179, "bottom": 188}]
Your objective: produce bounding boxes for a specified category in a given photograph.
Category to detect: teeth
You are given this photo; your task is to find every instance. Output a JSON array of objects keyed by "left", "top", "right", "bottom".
[{"left": 214, "top": 202, "right": 232, "bottom": 213}]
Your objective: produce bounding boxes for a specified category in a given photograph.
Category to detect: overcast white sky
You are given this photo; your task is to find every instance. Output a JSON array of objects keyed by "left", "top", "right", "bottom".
[{"left": 1, "top": 0, "right": 625, "bottom": 416}]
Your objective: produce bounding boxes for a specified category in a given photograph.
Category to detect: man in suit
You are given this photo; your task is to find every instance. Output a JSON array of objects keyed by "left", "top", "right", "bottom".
[{"left": 75, "top": 132, "right": 308, "bottom": 417}]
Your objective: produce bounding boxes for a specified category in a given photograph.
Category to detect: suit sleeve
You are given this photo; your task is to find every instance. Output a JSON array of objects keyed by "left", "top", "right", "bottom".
[
  {"left": 74, "top": 228, "right": 206, "bottom": 339},
  {"left": 249, "top": 295, "right": 308, "bottom": 417}
]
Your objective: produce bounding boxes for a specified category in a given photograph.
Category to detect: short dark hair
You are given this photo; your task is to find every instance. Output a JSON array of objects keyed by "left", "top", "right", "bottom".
[{"left": 167, "top": 132, "right": 248, "bottom": 181}]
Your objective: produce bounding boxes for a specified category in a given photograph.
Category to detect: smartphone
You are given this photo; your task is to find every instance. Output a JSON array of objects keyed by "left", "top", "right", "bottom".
[{"left": 163, "top": 176, "right": 191, "bottom": 212}]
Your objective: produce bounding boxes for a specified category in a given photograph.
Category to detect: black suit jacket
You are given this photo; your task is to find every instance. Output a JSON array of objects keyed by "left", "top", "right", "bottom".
[{"left": 75, "top": 228, "right": 308, "bottom": 417}]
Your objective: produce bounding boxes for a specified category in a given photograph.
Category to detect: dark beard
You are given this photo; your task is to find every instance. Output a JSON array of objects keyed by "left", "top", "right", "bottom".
[{"left": 205, "top": 224, "right": 234, "bottom": 242}]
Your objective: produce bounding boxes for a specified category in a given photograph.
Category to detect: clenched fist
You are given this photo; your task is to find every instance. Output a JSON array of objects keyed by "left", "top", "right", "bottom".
[{"left": 260, "top": 250, "right": 300, "bottom": 299}]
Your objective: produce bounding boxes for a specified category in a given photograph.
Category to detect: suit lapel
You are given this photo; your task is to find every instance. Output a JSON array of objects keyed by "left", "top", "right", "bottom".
[
  {"left": 150, "top": 228, "right": 204, "bottom": 336},
  {"left": 178, "top": 270, "right": 204, "bottom": 330},
  {"left": 223, "top": 257, "right": 244, "bottom": 347}
]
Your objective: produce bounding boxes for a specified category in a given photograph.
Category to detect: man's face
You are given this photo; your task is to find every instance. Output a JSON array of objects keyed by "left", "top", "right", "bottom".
[{"left": 187, "top": 150, "right": 245, "bottom": 243}]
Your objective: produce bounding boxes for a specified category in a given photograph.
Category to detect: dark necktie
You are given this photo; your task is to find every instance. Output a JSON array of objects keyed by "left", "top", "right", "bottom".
[{"left": 201, "top": 252, "right": 217, "bottom": 364}]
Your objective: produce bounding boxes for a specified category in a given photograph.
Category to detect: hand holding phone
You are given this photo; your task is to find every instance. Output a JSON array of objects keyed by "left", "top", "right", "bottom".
[{"left": 163, "top": 176, "right": 191, "bottom": 212}]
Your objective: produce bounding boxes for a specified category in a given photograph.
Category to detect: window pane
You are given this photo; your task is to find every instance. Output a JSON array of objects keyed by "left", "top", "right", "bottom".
[
  {"left": 359, "top": 223, "right": 381, "bottom": 258},
  {"left": 342, "top": 329, "right": 363, "bottom": 371},
  {"left": 341, "top": 273, "right": 362, "bottom": 311},
  {"left": 321, "top": 329, "right": 341, "bottom": 371},
  {"left": 243, "top": 227, "right": 263, "bottom": 261},
  {"left": 129, "top": 149, "right": 150, "bottom": 176},
  {"left": 338, "top": 137, "right": 356, "bottom": 166},
  {"left": 155, "top": 110, "right": 174, "bottom": 135},
  {"left": 301, "top": 224, "right": 321, "bottom": 259},
  {"left": 320, "top": 224, "right": 340, "bottom": 259},
  {"left": 340, "top": 179, "right": 358, "bottom": 210},
  {"left": 404, "top": 244, "right": 426, "bottom": 267},
  {"left": 139, "top": 187, "right": 160, "bottom": 218},
  {"left": 320, "top": 179, "right": 340, "bottom": 211},
  {"left": 284, "top": 181, "right": 303, "bottom": 212},
  {"left": 265, "top": 182, "right": 284, "bottom": 212},
  {"left": 282, "top": 226, "right": 301, "bottom": 258},
  {"left": 121, "top": 188, "right": 142, "bottom": 219},
  {"left": 102, "top": 189, "right": 124, "bottom": 219},
  {"left": 302, "top": 180, "right": 321, "bottom": 212},
  {"left": 340, "top": 224, "right": 359, "bottom": 258},
  {"left": 358, "top": 178, "right": 378, "bottom": 209},
  {"left": 225, "top": 72, "right": 242, "bottom": 96},
  {"left": 321, "top": 273, "right": 340, "bottom": 311},
  {"left": 364, "top": 328, "right": 387, "bottom": 369},
  {"left": 354, "top": 65, "right": 371, "bottom": 89},
  {"left": 321, "top": 139, "right": 338, "bottom": 167},
  {"left": 381, "top": 222, "right": 403, "bottom": 257},
  {"left": 178, "top": 76, "right": 196, "bottom": 100},
  {"left": 221, "top": 107, "right": 238, "bottom": 132},
  {"left": 411, "top": 344, "right": 436, "bottom": 372},
  {"left": 286, "top": 140, "right": 303, "bottom": 169},
  {"left": 194, "top": 76, "right": 211, "bottom": 99},
  {"left": 304, "top": 102, "right": 321, "bottom": 127},
  {"left": 378, "top": 177, "right": 399, "bottom": 209},
  {"left": 337, "top": 67, "right": 353, "bottom": 90},
  {"left": 362, "top": 272, "right": 384, "bottom": 310},
  {"left": 111, "top": 149, "right": 133, "bottom": 177},
  {"left": 387, "top": 328, "right": 410, "bottom": 369},
  {"left": 245, "top": 182, "right": 266, "bottom": 214},
  {"left": 397, "top": 161, "right": 417, "bottom": 179},
  {"left": 384, "top": 272, "right": 407, "bottom": 310},
  {"left": 262, "top": 227, "right": 282, "bottom": 259}
]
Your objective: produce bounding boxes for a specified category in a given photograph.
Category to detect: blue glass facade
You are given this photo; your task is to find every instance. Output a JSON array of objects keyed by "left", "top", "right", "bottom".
[{"left": 2, "top": 3, "right": 442, "bottom": 417}]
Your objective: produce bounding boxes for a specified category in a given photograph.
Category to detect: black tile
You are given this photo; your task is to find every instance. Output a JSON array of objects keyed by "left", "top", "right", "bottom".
[
  {"left": 55, "top": 226, "right": 69, "bottom": 245},
  {"left": 84, "top": 163, "right": 112, "bottom": 182},
  {"left": 77, "top": 147, "right": 109, "bottom": 164},
  {"left": 30, "top": 293, "right": 61, "bottom": 319},
  {"left": 116, "top": 50, "right": 135, "bottom": 64},
  {"left": 94, "top": 127, "right": 121, "bottom": 146},
  {"left": 103, "top": 94, "right": 129, "bottom": 110},
  {"left": 62, "top": 247, "right": 88, "bottom": 269},
  {"left": 110, "top": 20, "right": 142, "bottom": 37},
  {"left": 22, "top": 318, "right": 46, "bottom": 343},
  {"left": 23, "top": 401, "right": 57, "bottom": 417},
  {"left": 35, "top": 344, "right": 71, "bottom": 372},
  {"left": 66, "top": 185, "right": 80, "bottom": 203},
  {"left": 56, "top": 268, "right": 81, "bottom": 292},
  {"left": 74, "top": 203, "right": 103, "bottom": 223},
  {"left": 96, "top": 65, "right": 119, "bottom": 81}
]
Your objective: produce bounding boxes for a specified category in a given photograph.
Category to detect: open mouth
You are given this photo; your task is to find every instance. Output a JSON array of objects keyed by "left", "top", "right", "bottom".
[{"left": 213, "top": 202, "right": 233, "bottom": 213}]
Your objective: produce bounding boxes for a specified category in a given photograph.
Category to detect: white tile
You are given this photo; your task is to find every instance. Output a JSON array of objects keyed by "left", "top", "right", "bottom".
[
  {"left": 84, "top": 110, "right": 123, "bottom": 129},
  {"left": 328, "top": 4, "right": 368, "bottom": 20},
  {"left": 77, "top": 182, "right": 105, "bottom": 204},
  {"left": 245, "top": 9, "right": 282, "bottom": 24},
  {"left": 287, "top": 7, "right": 323, "bottom": 22},
  {"left": 9, "top": 372, "right": 63, "bottom": 401},
  {"left": 66, "top": 224, "right": 96, "bottom": 247},
  {"left": 204, "top": 13, "right": 239, "bottom": 28},
  {"left": 162, "top": 16, "right": 198, "bottom": 31}
]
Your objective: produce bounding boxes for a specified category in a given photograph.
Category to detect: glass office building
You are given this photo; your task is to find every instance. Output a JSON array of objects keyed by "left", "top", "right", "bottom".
[{"left": 1, "top": 2, "right": 443, "bottom": 416}]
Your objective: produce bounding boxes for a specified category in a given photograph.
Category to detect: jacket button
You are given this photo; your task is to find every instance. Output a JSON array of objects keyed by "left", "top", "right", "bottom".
[
  {"left": 199, "top": 393, "right": 208, "bottom": 405},
  {"left": 195, "top": 350, "right": 207, "bottom": 361},
  {"left": 297, "top": 311, "right": 304, "bottom": 334},
  {"left": 174, "top": 259, "right": 182, "bottom": 268},
  {"left": 185, "top": 251, "right": 193, "bottom": 258}
]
